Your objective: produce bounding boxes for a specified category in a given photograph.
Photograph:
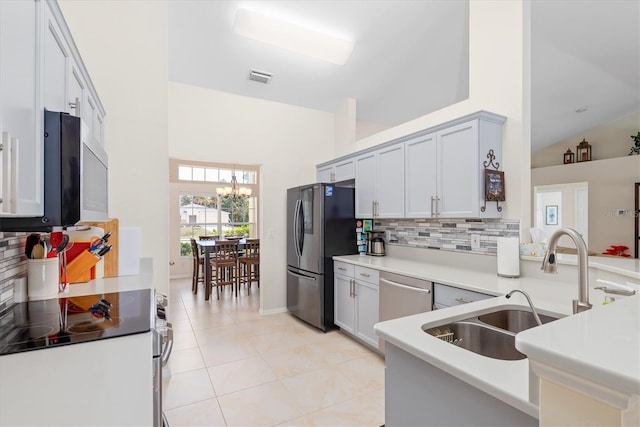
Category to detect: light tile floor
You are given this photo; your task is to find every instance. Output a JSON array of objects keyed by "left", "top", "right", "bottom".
[{"left": 164, "top": 278, "right": 385, "bottom": 427}]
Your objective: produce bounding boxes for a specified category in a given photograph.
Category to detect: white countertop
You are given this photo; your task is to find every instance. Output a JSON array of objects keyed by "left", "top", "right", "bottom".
[
  {"left": 516, "top": 293, "right": 640, "bottom": 397},
  {"left": 60, "top": 273, "right": 154, "bottom": 297},
  {"left": 335, "top": 253, "right": 640, "bottom": 417}
]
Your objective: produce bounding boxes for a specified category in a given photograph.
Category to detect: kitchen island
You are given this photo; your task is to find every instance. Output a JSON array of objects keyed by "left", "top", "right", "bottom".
[{"left": 335, "top": 248, "right": 639, "bottom": 425}]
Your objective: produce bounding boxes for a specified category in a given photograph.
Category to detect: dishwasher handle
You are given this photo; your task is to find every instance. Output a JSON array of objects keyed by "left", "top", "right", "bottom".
[{"left": 380, "top": 278, "right": 431, "bottom": 294}]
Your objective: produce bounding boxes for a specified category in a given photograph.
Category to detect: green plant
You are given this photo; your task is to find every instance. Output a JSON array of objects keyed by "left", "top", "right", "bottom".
[
  {"left": 630, "top": 131, "right": 640, "bottom": 155},
  {"left": 180, "top": 241, "right": 192, "bottom": 257}
]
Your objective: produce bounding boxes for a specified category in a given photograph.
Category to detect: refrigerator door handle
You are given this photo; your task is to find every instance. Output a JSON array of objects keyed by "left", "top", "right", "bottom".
[
  {"left": 287, "top": 268, "right": 318, "bottom": 281},
  {"left": 297, "top": 199, "right": 304, "bottom": 256},
  {"left": 293, "top": 200, "right": 300, "bottom": 257}
]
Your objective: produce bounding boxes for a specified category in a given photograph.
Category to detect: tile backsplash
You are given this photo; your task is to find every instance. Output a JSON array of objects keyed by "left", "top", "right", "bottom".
[
  {"left": 0, "top": 233, "right": 27, "bottom": 314},
  {"left": 375, "top": 218, "right": 519, "bottom": 255}
]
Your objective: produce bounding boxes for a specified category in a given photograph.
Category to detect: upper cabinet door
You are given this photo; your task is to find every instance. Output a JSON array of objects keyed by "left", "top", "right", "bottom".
[
  {"left": 355, "top": 152, "right": 376, "bottom": 217},
  {"left": 376, "top": 144, "right": 404, "bottom": 218},
  {"left": 0, "top": 0, "right": 42, "bottom": 215},
  {"left": 405, "top": 134, "right": 437, "bottom": 218},
  {"left": 68, "top": 58, "right": 85, "bottom": 118},
  {"left": 317, "top": 165, "right": 334, "bottom": 183},
  {"left": 42, "top": 1, "right": 70, "bottom": 113},
  {"left": 437, "top": 120, "right": 479, "bottom": 217}
]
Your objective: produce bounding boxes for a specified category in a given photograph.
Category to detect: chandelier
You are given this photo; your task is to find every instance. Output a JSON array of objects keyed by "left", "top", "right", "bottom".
[{"left": 216, "top": 172, "right": 252, "bottom": 200}]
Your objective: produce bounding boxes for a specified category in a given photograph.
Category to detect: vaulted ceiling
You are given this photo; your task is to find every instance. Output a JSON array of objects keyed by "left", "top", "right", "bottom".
[{"left": 168, "top": 0, "right": 639, "bottom": 152}]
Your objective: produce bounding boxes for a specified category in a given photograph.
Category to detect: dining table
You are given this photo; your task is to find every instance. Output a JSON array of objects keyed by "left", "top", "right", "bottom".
[{"left": 197, "top": 238, "right": 246, "bottom": 301}]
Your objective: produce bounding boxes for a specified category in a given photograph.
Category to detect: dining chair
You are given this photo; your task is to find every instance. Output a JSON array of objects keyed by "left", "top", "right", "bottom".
[
  {"left": 190, "top": 238, "right": 204, "bottom": 294},
  {"left": 210, "top": 241, "right": 239, "bottom": 299},
  {"left": 238, "top": 239, "right": 260, "bottom": 294},
  {"left": 198, "top": 235, "right": 217, "bottom": 241}
]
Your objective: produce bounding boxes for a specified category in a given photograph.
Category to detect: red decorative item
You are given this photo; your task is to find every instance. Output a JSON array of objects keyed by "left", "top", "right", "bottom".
[{"left": 602, "top": 245, "right": 631, "bottom": 257}]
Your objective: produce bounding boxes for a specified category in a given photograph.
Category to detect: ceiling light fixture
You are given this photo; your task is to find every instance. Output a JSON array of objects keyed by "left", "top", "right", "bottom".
[
  {"left": 575, "top": 106, "right": 589, "bottom": 113},
  {"left": 216, "top": 171, "right": 252, "bottom": 200},
  {"left": 233, "top": 8, "right": 354, "bottom": 65}
]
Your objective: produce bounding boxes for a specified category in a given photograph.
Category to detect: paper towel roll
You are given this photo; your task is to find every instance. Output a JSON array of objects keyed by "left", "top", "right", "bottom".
[{"left": 497, "top": 237, "right": 520, "bottom": 278}]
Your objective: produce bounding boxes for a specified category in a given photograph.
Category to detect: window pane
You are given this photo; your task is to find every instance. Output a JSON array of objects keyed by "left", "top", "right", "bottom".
[
  {"left": 205, "top": 168, "right": 218, "bottom": 182},
  {"left": 192, "top": 167, "right": 205, "bottom": 181},
  {"left": 178, "top": 166, "right": 192, "bottom": 181},
  {"left": 219, "top": 169, "right": 232, "bottom": 183}
]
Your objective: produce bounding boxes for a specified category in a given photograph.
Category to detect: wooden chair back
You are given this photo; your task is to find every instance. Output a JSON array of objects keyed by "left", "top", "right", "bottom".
[
  {"left": 242, "top": 239, "right": 260, "bottom": 260},
  {"left": 211, "top": 241, "right": 238, "bottom": 263},
  {"left": 198, "top": 235, "right": 217, "bottom": 240},
  {"left": 190, "top": 238, "right": 201, "bottom": 262}
]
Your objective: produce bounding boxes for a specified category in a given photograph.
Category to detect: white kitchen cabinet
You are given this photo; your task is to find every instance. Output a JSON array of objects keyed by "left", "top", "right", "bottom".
[
  {"left": 354, "top": 279, "right": 379, "bottom": 347},
  {"left": 433, "top": 282, "right": 492, "bottom": 310},
  {"left": 0, "top": 0, "right": 42, "bottom": 215},
  {"left": 355, "top": 152, "right": 376, "bottom": 217},
  {"left": 355, "top": 143, "right": 404, "bottom": 218},
  {"left": 317, "top": 158, "right": 355, "bottom": 183},
  {"left": 334, "top": 262, "right": 379, "bottom": 349},
  {"left": 317, "top": 164, "right": 333, "bottom": 183},
  {"left": 42, "top": 0, "right": 71, "bottom": 114},
  {"left": 334, "top": 272, "right": 355, "bottom": 334},
  {"left": 405, "top": 133, "right": 437, "bottom": 217},
  {"left": 0, "top": 0, "right": 106, "bottom": 219},
  {"left": 405, "top": 117, "right": 504, "bottom": 219}
]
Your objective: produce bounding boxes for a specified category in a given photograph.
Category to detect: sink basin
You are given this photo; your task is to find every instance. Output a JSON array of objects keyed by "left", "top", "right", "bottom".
[
  {"left": 477, "top": 309, "right": 560, "bottom": 333},
  {"left": 424, "top": 307, "right": 563, "bottom": 360},
  {"left": 425, "top": 321, "right": 526, "bottom": 360}
]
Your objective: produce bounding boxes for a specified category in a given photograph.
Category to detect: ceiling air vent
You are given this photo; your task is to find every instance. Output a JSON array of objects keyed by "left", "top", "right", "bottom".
[{"left": 248, "top": 69, "right": 273, "bottom": 84}]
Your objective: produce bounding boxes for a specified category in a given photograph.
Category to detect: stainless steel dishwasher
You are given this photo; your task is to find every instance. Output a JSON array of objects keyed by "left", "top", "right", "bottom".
[{"left": 378, "top": 271, "right": 433, "bottom": 352}]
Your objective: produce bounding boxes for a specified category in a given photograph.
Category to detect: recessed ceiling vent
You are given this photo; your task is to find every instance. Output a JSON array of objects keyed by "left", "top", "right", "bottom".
[{"left": 248, "top": 69, "right": 273, "bottom": 84}]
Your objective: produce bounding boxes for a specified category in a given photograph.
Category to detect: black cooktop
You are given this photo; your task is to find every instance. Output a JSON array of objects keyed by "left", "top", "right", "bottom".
[{"left": 0, "top": 289, "right": 153, "bottom": 356}]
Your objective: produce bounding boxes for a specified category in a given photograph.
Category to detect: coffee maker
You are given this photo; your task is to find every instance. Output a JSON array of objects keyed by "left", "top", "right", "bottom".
[{"left": 366, "top": 231, "right": 386, "bottom": 256}]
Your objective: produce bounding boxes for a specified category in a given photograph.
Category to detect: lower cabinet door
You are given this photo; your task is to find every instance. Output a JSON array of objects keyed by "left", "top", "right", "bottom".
[
  {"left": 355, "top": 281, "right": 379, "bottom": 348},
  {"left": 334, "top": 274, "right": 355, "bottom": 334}
]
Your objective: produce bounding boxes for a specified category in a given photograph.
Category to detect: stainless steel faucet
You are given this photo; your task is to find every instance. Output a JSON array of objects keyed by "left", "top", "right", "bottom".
[
  {"left": 506, "top": 289, "right": 542, "bottom": 326},
  {"left": 541, "top": 227, "right": 592, "bottom": 314}
]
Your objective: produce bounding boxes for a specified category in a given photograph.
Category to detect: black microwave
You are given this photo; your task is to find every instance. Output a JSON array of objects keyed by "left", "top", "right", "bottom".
[{"left": 0, "top": 111, "right": 108, "bottom": 231}]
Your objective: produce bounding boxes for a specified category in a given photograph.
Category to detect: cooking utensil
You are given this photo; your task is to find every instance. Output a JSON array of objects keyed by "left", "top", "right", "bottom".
[
  {"left": 31, "top": 244, "right": 45, "bottom": 259},
  {"left": 25, "top": 234, "right": 41, "bottom": 259}
]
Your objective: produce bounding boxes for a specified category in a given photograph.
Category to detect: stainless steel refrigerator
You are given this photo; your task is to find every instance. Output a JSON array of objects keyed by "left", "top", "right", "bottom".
[{"left": 286, "top": 184, "right": 357, "bottom": 331}]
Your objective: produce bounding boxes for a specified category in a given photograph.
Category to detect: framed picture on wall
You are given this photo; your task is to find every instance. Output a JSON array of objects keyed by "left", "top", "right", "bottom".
[
  {"left": 485, "top": 170, "right": 505, "bottom": 202},
  {"left": 546, "top": 205, "right": 558, "bottom": 225}
]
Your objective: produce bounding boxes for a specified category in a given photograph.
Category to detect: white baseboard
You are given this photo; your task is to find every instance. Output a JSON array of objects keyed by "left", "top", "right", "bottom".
[{"left": 259, "top": 307, "right": 289, "bottom": 316}]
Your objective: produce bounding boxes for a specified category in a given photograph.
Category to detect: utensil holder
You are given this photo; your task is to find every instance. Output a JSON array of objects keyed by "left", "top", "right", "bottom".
[
  {"left": 27, "top": 258, "right": 60, "bottom": 300},
  {"left": 66, "top": 251, "right": 101, "bottom": 284}
]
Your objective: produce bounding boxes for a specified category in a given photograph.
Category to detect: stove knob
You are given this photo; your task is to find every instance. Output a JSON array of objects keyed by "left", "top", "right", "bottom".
[
  {"left": 157, "top": 306, "right": 166, "bottom": 320},
  {"left": 155, "top": 292, "right": 168, "bottom": 308}
]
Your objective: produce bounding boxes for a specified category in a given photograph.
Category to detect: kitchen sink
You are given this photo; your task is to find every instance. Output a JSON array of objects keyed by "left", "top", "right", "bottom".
[
  {"left": 477, "top": 309, "right": 559, "bottom": 333},
  {"left": 426, "top": 321, "right": 526, "bottom": 360},
  {"left": 424, "top": 308, "right": 563, "bottom": 360}
]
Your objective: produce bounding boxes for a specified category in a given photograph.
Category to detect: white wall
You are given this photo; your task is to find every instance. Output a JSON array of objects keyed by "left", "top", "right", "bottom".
[
  {"left": 167, "top": 82, "right": 334, "bottom": 313},
  {"left": 58, "top": 0, "right": 170, "bottom": 295},
  {"left": 533, "top": 111, "right": 640, "bottom": 168},
  {"left": 532, "top": 156, "right": 640, "bottom": 254}
]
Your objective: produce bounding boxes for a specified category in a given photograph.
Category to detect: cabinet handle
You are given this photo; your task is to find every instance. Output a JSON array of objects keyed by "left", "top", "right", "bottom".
[
  {"left": 69, "top": 97, "right": 81, "bottom": 117},
  {"left": 455, "top": 297, "right": 472, "bottom": 304},
  {"left": 430, "top": 196, "right": 435, "bottom": 218},
  {"left": 436, "top": 196, "right": 440, "bottom": 218},
  {"left": 349, "top": 279, "right": 354, "bottom": 298},
  {"left": 1, "top": 132, "right": 18, "bottom": 214},
  {"left": 337, "top": 267, "right": 347, "bottom": 271},
  {"left": 352, "top": 279, "right": 357, "bottom": 298},
  {"left": 359, "top": 273, "right": 370, "bottom": 278}
]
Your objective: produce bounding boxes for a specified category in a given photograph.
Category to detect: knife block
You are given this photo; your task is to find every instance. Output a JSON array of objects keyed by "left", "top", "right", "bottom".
[{"left": 66, "top": 250, "right": 101, "bottom": 284}]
